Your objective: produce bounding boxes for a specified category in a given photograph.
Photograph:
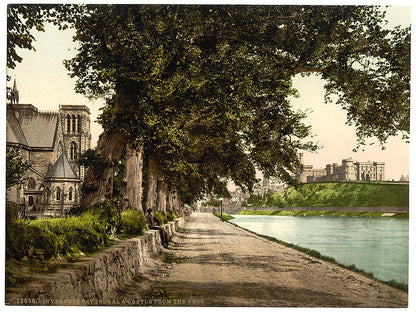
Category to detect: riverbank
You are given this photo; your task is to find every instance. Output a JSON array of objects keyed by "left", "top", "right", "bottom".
[
  {"left": 236, "top": 209, "right": 409, "bottom": 218},
  {"left": 107, "top": 212, "right": 408, "bottom": 307}
]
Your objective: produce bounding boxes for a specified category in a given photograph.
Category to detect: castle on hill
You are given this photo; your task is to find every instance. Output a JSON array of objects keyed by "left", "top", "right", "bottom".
[{"left": 296, "top": 153, "right": 385, "bottom": 183}]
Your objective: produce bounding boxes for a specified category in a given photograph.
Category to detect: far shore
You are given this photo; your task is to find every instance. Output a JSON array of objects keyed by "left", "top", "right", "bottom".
[{"left": 224, "top": 208, "right": 409, "bottom": 218}]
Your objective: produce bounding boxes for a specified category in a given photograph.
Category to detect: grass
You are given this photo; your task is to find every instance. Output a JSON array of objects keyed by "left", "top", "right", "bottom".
[
  {"left": 250, "top": 181, "right": 409, "bottom": 208},
  {"left": 213, "top": 213, "right": 235, "bottom": 221},
  {"left": 227, "top": 221, "right": 408, "bottom": 292},
  {"left": 236, "top": 210, "right": 409, "bottom": 218},
  {"left": 161, "top": 252, "right": 187, "bottom": 264}
]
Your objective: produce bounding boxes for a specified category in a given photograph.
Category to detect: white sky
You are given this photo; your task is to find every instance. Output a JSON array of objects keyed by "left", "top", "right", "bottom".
[{"left": 4, "top": 4, "right": 412, "bottom": 181}]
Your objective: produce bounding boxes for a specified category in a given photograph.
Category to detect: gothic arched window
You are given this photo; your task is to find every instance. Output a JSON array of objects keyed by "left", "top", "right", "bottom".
[
  {"left": 77, "top": 114, "right": 81, "bottom": 133},
  {"left": 67, "top": 114, "right": 71, "bottom": 133},
  {"left": 69, "top": 142, "right": 77, "bottom": 160},
  {"left": 72, "top": 114, "right": 76, "bottom": 133},
  {"left": 69, "top": 187, "right": 73, "bottom": 201},
  {"left": 56, "top": 187, "right": 62, "bottom": 201},
  {"left": 27, "top": 177, "right": 36, "bottom": 190},
  {"left": 44, "top": 186, "right": 50, "bottom": 202}
]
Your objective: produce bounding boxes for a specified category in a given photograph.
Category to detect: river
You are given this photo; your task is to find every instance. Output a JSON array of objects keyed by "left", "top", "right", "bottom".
[{"left": 231, "top": 215, "right": 408, "bottom": 284}]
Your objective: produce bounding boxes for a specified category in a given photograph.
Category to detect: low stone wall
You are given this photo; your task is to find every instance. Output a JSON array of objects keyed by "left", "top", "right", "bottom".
[
  {"left": 243, "top": 206, "right": 409, "bottom": 213},
  {"left": 6, "top": 217, "right": 185, "bottom": 305}
]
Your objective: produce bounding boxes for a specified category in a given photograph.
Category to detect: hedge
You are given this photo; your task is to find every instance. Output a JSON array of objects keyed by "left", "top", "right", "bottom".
[{"left": 6, "top": 201, "right": 147, "bottom": 261}]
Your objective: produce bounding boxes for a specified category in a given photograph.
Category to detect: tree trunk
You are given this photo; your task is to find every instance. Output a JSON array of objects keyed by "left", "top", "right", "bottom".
[
  {"left": 81, "top": 131, "right": 126, "bottom": 207},
  {"left": 123, "top": 144, "right": 144, "bottom": 213},
  {"left": 168, "top": 190, "right": 181, "bottom": 215},
  {"left": 145, "top": 152, "right": 159, "bottom": 213},
  {"left": 157, "top": 181, "right": 168, "bottom": 213}
]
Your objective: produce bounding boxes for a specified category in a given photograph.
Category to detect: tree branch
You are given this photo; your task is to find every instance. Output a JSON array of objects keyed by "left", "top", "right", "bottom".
[{"left": 293, "top": 66, "right": 323, "bottom": 75}]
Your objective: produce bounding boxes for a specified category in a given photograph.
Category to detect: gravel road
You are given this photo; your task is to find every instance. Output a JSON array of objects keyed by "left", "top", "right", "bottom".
[{"left": 110, "top": 212, "right": 408, "bottom": 307}]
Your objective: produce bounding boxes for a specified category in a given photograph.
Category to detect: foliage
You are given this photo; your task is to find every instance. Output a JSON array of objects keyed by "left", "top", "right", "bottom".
[
  {"left": 118, "top": 210, "right": 147, "bottom": 238},
  {"left": 244, "top": 194, "right": 268, "bottom": 207},
  {"left": 6, "top": 211, "right": 110, "bottom": 261},
  {"left": 161, "top": 253, "right": 187, "bottom": 264},
  {"left": 246, "top": 182, "right": 409, "bottom": 208},
  {"left": 63, "top": 5, "right": 409, "bottom": 204},
  {"left": 30, "top": 213, "right": 109, "bottom": 259},
  {"left": 7, "top": 4, "right": 82, "bottom": 69},
  {"left": 213, "top": 213, "right": 235, "bottom": 221},
  {"left": 77, "top": 149, "right": 113, "bottom": 175},
  {"left": 6, "top": 201, "right": 20, "bottom": 221},
  {"left": 6, "top": 200, "right": 148, "bottom": 261},
  {"left": 203, "top": 198, "right": 222, "bottom": 208},
  {"left": 6, "top": 149, "right": 29, "bottom": 189},
  {"left": 166, "top": 210, "right": 179, "bottom": 221},
  {"left": 80, "top": 199, "right": 121, "bottom": 236},
  {"left": 154, "top": 211, "right": 169, "bottom": 225}
]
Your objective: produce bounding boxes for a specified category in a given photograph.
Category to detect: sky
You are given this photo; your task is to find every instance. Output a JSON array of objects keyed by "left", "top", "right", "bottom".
[{"left": 4, "top": 3, "right": 412, "bottom": 181}]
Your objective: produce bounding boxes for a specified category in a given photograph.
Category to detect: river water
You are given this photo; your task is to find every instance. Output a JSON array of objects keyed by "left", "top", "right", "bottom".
[{"left": 231, "top": 215, "right": 408, "bottom": 284}]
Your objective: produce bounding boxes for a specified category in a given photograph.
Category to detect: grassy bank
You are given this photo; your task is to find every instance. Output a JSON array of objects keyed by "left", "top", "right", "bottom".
[
  {"left": 227, "top": 221, "right": 408, "bottom": 292},
  {"left": 213, "top": 212, "right": 235, "bottom": 221},
  {"left": 236, "top": 210, "right": 409, "bottom": 218},
  {"left": 248, "top": 182, "right": 409, "bottom": 208}
]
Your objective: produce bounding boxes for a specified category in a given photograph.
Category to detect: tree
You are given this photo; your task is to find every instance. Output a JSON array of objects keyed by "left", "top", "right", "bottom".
[
  {"left": 65, "top": 5, "right": 410, "bottom": 206},
  {"left": 7, "top": 4, "right": 80, "bottom": 70},
  {"left": 6, "top": 149, "right": 29, "bottom": 189}
]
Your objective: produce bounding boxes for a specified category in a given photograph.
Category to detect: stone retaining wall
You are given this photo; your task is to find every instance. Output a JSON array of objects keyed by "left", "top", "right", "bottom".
[{"left": 6, "top": 217, "right": 185, "bottom": 305}]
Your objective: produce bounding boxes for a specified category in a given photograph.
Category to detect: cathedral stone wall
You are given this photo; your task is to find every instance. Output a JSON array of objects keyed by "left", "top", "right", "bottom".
[{"left": 6, "top": 101, "right": 91, "bottom": 217}]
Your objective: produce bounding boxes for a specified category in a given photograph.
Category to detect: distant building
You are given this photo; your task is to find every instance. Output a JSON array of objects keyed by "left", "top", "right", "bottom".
[
  {"left": 6, "top": 80, "right": 91, "bottom": 217},
  {"left": 400, "top": 175, "right": 409, "bottom": 182},
  {"left": 229, "top": 187, "right": 250, "bottom": 203},
  {"left": 254, "top": 178, "right": 286, "bottom": 197},
  {"left": 297, "top": 153, "right": 385, "bottom": 183}
]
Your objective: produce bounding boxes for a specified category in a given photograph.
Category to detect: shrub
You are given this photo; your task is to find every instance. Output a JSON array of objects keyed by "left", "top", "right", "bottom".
[
  {"left": 118, "top": 210, "right": 147, "bottom": 237},
  {"left": 6, "top": 200, "right": 121, "bottom": 261},
  {"left": 6, "top": 201, "right": 150, "bottom": 261},
  {"left": 166, "top": 211, "right": 179, "bottom": 221},
  {"left": 28, "top": 212, "right": 110, "bottom": 258},
  {"left": 81, "top": 199, "right": 121, "bottom": 237},
  {"left": 6, "top": 201, "right": 19, "bottom": 221},
  {"left": 154, "top": 211, "right": 168, "bottom": 225}
]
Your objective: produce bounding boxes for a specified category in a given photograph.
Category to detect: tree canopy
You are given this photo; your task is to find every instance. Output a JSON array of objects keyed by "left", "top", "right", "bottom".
[
  {"left": 7, "top": 4, "right": 80, "bottom": 70},
  {"left": 64, "top": 5, "right": 409, "bottom": 204}
]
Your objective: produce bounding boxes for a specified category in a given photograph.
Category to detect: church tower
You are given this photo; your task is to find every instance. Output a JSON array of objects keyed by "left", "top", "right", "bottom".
[
  {"left": 59, "top": 105, "right": 91, "bottom": 181},
  {"left": 9, "top": 79, "right": 20, "bottom": 104}
]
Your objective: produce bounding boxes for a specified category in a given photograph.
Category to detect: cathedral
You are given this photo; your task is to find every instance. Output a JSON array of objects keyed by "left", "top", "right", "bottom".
[{"left": 6, "top": 80, "right": 91, "bottom": 217}]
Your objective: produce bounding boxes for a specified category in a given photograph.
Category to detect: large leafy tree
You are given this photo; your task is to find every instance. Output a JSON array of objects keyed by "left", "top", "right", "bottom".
[{"left": 65, "top": 5, "right": 410, "bottom": 206}]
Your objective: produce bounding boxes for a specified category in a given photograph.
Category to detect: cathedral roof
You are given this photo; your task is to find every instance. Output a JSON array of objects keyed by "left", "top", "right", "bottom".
[
  {"left": 18, "top": 112, "right": 59, "bottom": 148},
  {"left": 45, "top": 153, "right": 78, "bottom": 179},
  {"left": 6, "top": 110, "right": 28, "bottom": 146}
]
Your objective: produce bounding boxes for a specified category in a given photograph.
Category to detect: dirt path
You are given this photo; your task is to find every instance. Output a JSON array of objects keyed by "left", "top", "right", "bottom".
[{"left": 110, "top": 212, "right": 408, "bottom": 307}]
